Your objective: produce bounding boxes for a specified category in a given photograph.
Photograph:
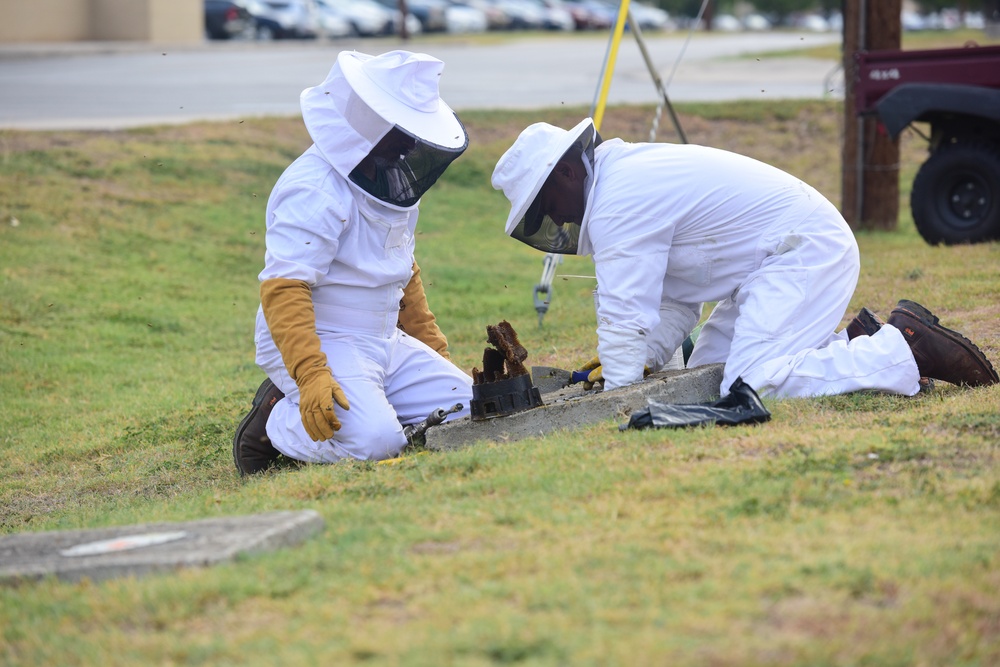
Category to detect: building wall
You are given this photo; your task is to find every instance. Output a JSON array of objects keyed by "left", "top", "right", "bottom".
[{"left": 0, "top": 0, "right": 202, "bottom": 43}]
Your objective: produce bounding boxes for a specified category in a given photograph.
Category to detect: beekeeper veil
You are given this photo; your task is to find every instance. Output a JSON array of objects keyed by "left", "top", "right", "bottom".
[
  {"left": 491, "top": 118, "right": 597, "bottom": 255},
  {"left": 300, "top": 50, "right": 468, "bottom": 208}
]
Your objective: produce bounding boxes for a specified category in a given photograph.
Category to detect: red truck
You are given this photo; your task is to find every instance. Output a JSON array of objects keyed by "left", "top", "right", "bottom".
[{"left": 854, "top": 42, "right": 1000, "bottom": 244}]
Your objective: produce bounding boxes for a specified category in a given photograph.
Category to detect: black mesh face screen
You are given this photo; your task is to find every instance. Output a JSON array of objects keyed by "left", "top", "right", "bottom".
[
  {"left": 349, "top": 121, "right": 467, "bottom": 207},
  {"left": 509, "top": 215, "right": 582, "bottom": 255},
  {"left": 507, "top": 133, "right": 595, "bottom": 255}
]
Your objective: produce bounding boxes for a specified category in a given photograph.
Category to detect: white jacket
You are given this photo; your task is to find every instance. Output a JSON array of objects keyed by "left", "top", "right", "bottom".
[
  {"left": 579, "top": 140, "right": 834, "bottom": 389},
  {"left": 255, "top": 56, "right": 419, "bottom": 355}
]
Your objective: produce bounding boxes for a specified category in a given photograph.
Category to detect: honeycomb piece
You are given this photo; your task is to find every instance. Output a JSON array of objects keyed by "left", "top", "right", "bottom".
[{"left": 473, "top": 320, "right": 530, "bottom": 385}]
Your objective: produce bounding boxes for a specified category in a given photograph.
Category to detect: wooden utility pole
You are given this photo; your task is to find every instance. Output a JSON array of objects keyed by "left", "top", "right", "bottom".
[
  {"left": 398, "top": 0, "right": 410, "bottom": 40},
  {"left": 842, "top": 0, "right": 902, "bottom": 230},
  {"left": 703, "top": 0, "right": 715, "bottom": 31}
]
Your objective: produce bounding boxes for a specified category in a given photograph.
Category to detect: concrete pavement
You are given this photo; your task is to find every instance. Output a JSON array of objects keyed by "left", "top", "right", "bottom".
[{"left": 0, "top": 32, "right": 842, "bottom": 130}]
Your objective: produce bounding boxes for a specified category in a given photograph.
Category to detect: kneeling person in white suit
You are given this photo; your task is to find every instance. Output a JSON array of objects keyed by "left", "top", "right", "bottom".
[{"left": 233, "top": 50, "right": 473, "bottom": 476}]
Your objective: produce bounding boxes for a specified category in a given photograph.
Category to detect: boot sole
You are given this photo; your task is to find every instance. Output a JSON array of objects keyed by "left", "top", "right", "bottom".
[
  {"left": 847, "top": 307, "right": 885, "bottom": 339},
  {"left": 891, "top": 301, "right": 999, "bottom": 386}
]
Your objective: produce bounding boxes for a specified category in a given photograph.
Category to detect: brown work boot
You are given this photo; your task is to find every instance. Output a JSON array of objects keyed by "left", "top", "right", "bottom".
[
  {"left": 847, "top": 306, "right": 934, "bottom": 392},
  {"left": 233, "top": 378, "right": 285, "bottom": 476},
  {"left": 846, "top": 307, "right": 885, "bottom": 339},
  {"left": 888, "top": 300, "right": 999, "bottom": 387}
]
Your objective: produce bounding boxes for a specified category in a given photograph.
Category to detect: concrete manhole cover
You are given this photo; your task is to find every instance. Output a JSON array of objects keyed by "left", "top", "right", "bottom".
[{"left": 0, "top": 510, "right": 324, "bottom": 584}]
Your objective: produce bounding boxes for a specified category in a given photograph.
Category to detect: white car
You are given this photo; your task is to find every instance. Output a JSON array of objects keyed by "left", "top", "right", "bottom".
[
  {"left": 445, "top": 3, "right": 488, "bottom": 32},
  {"left": 495, "top": 0, "right": 546, "bottom": 29},
  {"left": 317, "top": 0, "right": 391, "bottom": 36},
  {"left": 742, "top": 13, "right": 771, "bottom": 31},
  {"left": 629, "top": 2, "right": 672, "bottom": 31},
  {"left": 317, "top": 7, "right": 353, "bottom": 37},
  {"left": 794, "top": 13, "right": 831, "bottom": 32},
  {"left": 247, "top": 0, "right": 321, "bottom": 38},
  {"left": 712, "top": 13, "right": 741, "bottom": 32}
]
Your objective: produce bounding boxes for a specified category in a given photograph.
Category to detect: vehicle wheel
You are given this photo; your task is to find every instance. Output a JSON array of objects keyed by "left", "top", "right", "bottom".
[
  {"left": 911, "top": 142, "right": 1000, "bottom": 245},
  {"left": 256, "top": 25, "right": 275, "bottom": 41}
]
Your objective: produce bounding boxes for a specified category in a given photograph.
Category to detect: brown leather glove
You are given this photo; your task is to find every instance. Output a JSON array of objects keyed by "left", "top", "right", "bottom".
[
  {"left": 397, "top": 260, "right": 450, "bottom": 359},
  {"left": 260, "top": 278, "right": 350, "bottom": 441}
]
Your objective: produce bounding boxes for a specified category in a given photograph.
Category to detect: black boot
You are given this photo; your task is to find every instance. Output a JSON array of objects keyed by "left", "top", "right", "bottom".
[{"left": 232, "top": 378, "right": 285, "bottom": 476}]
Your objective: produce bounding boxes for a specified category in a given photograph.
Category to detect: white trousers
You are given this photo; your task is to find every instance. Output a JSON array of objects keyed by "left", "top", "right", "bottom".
[
  {"left": 686, "top": 209, "right": 921, "bottom": 399},
  {"left": 255, "top": 298, "right": 472, "bottom": 463}
]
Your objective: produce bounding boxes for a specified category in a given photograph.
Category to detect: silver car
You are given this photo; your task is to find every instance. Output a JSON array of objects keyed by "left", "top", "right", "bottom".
[{"left": 246, "top": 0, "right": 321, "bottom": 38}]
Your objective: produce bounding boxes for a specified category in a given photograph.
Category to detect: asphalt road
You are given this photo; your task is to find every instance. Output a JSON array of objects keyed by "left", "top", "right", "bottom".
[{"left": 0, "top": 32, "right": 842, "bottom": 130}]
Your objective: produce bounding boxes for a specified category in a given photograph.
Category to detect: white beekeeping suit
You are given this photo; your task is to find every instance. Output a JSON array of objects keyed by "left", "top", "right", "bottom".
[
  {"left": 493, "top": 118, "right": 923, "bottom": 399},
  {"left": 246, "top": 50, "right": 473, "bottom": 468}
]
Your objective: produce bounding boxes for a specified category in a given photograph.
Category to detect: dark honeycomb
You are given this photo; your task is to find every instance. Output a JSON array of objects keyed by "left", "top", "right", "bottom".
[{"left": 472, "top": 320, "right": 529, "bottom": 385}]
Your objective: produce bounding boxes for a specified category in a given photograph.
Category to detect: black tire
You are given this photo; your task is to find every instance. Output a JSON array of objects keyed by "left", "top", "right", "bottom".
[{"left": 910, "top": 142, "right": 1000, "bottom": 245}]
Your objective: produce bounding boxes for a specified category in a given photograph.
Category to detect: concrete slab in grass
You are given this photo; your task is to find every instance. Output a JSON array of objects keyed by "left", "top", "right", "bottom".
[
  {"left": 0, "top": 509, "right": 324, "bottom": 585},
  {"left": 426, "top": 363, "right": 725, "bottom": 451}
]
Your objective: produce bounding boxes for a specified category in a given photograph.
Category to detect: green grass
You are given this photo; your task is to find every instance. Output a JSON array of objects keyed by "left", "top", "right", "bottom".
[{"left": 1, "top": 101, "right": 999, "bottom": 666}]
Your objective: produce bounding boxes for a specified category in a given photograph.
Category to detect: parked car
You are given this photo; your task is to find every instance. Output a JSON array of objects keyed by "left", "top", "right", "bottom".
[
  {"left": 901, "top": 10, "right": 929, "bottom": 31},
  {"left": 535, "top": 0, "right": 575, "bottom": 31},
  {"left": 566, "top": 0, "right": 613, "bottom": 30},
  {"left": 444, "top": 2, "right": 489, "bottom": 32},
  {"left": 246, "top": 0, "right": 321, "bottom": 39},
  {"left": 628, "top": 2, "right": 672, "bottom": 31},
  {"left": 742, "top": 13, "right": 771, "bottom": 31},
  {"left": 494, "top": 0, "right": 546, "bottom": 29},
  {"left": 205, "top": 0, "right": 255, "bottom": 39},
  {"left": 238, "top": 0, "right": 313, "bottom": 38},
  {"left": 789, "top": 12, "right": 832, "bottom": 32},
  {"left": 372, "top": 0, "right": 448, "bottom": 32},
  {"left": 560, "top": 0, "right": 599, "bottom": 29},
  {"left": 315, "top": 6, "right": 353, "bottom": 37},
  {"left": 318, "top": 0, "right": 388, "bottom": 35},
  {"left": 247, "top": 10, "right": 284, "bottom": 38},
  {"left": 711, "top": 13, "right": 742, "bottom": 31},
  {"left": 454, "top": 0, "right": 511, "bottom": 30}
]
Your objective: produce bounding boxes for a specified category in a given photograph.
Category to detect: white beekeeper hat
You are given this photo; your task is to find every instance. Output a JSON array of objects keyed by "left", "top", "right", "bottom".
[
  {"left": 492, "top": 117, "right": 595, "bottom": 238},
  {"left": 338, "top": 50, "right": 466, "bottom": 150},
  {"left": 301, "top": 49, "right": 468, "bottom": 208}
]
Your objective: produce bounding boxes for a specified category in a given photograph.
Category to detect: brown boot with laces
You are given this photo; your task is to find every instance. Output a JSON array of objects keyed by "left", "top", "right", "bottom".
[
  {"left": 888, "top": 300, "right": 999, "bottom": 387},
  {"left": 847, "top": 306, "right": 934, "bottom": 392}
]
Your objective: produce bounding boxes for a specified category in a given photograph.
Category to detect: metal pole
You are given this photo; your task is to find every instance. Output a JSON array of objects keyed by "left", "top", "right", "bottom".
[
  {"left": 628, "top": 9, "right": 687, "bottom": 144},
  {"left": 540, "top": 0, "right": 630, "bottom": 327}
]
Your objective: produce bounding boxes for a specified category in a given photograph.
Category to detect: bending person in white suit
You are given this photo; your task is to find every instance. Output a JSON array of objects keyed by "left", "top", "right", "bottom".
[{"left": 492, "top": 118, "right": 998, "bottom": 398}]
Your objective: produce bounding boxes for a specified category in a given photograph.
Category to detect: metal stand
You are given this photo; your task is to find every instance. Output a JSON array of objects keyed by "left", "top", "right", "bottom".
[{"left": 534, "top": 0, "right": 699, "bottom": 326}]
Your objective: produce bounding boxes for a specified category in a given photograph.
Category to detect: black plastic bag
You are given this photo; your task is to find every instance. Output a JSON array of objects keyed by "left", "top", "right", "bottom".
[{"left": 619, "top": 377, "right": 770, "bottom": 431}]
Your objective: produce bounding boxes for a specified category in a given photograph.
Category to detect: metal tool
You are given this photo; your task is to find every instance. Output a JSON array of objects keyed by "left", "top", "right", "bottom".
[
  {"left": 403, "top": 402, "right": 464, "bottom": 447},
  {"left": 533, "top": 253, "right": 563, "bottom": 327}
]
